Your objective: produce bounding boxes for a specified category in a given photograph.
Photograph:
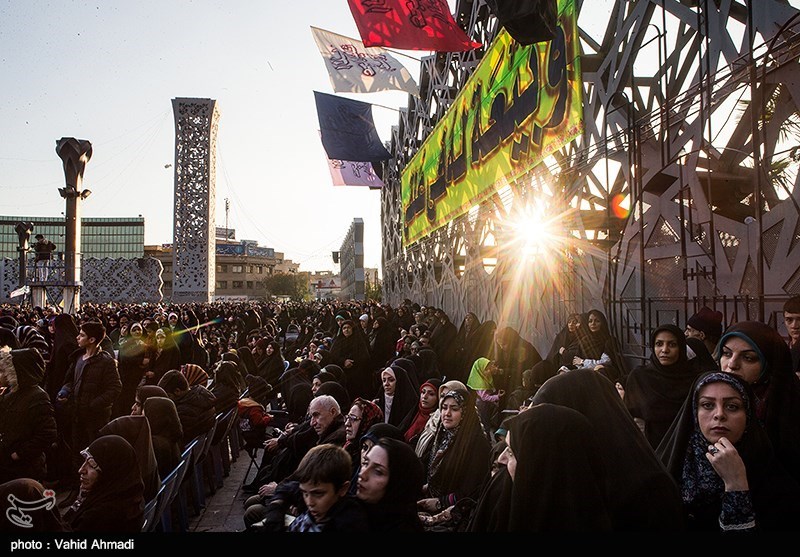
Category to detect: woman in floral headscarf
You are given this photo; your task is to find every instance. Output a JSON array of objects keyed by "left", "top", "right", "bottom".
[
  {"left": 657, "top": 371, "right": 800, "bottom": 531},
  {"left": 417, "top": 386, "right": 490, "bottom": 521}
]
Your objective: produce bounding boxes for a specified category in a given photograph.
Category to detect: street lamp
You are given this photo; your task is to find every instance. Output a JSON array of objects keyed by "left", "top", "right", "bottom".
[{"left": 56, "top": 137, "right": 93, "bottom": 314}]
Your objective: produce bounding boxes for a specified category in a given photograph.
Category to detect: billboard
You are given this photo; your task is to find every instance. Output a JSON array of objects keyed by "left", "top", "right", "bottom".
[{"left": 401, "top": 0, "right": 583, "bottom": 246}]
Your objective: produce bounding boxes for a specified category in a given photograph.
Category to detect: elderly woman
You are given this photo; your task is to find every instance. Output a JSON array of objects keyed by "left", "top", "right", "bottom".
[
  {"left": 342, "top": 397, "right": 384, "bottom": 480},
  {"left": 62, "top": 434, "right": 145, "bottom": 532}
]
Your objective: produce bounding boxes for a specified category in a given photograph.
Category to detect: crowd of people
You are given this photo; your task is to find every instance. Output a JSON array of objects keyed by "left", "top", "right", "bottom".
[{"left": 0, "top": 296, "right": 799, "bottom": 533}]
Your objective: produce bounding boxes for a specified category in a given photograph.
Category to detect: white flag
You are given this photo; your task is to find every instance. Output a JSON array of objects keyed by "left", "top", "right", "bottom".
[
  {"left": 311, "top": 26, "right": 419, "bottom": 96},
  {"left": 327, "top": 158, "right": 384, "bottom": 189},
  {"left": 9, "top": 285, "right": 29, "bottom": 298}
]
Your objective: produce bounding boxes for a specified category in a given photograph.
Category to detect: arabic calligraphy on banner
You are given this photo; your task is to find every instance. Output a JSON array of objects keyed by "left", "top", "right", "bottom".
[{"left": 401, "top": 0, "right": 582, "bottom": 246}]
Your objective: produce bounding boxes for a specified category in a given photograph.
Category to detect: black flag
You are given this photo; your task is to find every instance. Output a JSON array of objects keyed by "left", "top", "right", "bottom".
[
  {"left": 486, "top": 0, "right": 558, "bottom": 45},
  {"left": 314, "top": 91, "right": 392, "bottom": 162}
]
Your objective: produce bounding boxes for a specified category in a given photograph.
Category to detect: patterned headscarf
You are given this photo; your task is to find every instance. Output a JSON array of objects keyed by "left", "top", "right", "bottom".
[
  {"left": 181, "top": 364, "right": 209, "bottom": 387},
  {"left": 344, "top": 397, "right": 384, "bottom": 453},
  {"left": 682, "top": 373, "right": 751, "bottom": 507}
]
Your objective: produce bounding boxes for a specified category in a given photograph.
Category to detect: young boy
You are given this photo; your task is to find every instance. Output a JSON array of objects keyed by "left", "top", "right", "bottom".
[
  {"left": 253, "top": 444, "right": 368, "bottom": 532},
  {"left": 57, "top": 321, "right": 121, "bottom": 488},
  {"left": 783, "top": 295, "right": 800, "bottom": 378}
]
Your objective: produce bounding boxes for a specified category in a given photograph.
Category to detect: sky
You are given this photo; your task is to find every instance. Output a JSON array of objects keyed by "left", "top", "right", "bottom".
[
  {"left": 6, "top": 1, "right": 793, "bottom": 278},
  {"left": 0, "top": 0, "right": 434, "bottom": 275}
]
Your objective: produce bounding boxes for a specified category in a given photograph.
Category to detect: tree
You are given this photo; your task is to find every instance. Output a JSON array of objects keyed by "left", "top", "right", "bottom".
[
  {"left": 365, "top": 272, "right": 382, "bottom": 302},
  {"left": 263, "top": 272, "right": 309, "bottom": 301}
]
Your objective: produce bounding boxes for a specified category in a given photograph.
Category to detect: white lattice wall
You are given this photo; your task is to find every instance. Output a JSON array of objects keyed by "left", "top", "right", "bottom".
[{"left": 171, "top": 98, "right": 220, "bottom": 303}]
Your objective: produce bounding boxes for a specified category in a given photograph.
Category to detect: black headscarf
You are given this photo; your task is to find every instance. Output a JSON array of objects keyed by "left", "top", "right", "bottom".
[
  {"left": 414, "top": 348, "right": 441, "bottom": 382},
  {"left": 323, "top": 364, "right": 345, "bottom": 383},
  {"left": 713, "top": 321, "right": 800, "bottom": 484},
  {"left": 360, "top": 437, "right": 425, "bottom": 532},
  {"left": 65, "top": 434, "right": 144, "bottom": 532},
  {"left": 143, "top": 396, "right": 183, "bottom": 478},
  {"left": 475, "top": 404, "right": 613, "bottom": 531},
  {"left": 315, "top": 380, "right": 351, "bottom": 414},
  {"left": 532, "top": 369, "right": 684, "bottom": 531},
  {"left": 0, "top": 478, "right": 67, "bottom": 532},
  {"left": 143, "top": 396, "right": 183, "bottom": 444},
  {"left": 136, "top": 385, "right": 168, "bottom": 407},
  {"left": 99, "top": 415, "right": 160, "bottom": 503},
  {"left": 286, "top": 384, "right": 314, "bottom": 423},
  {"left": 624, "top": 324, "right": 703, "bottom": 448},
  {"left": 360, "top": 422, "right": 404, "bottom": 446}
]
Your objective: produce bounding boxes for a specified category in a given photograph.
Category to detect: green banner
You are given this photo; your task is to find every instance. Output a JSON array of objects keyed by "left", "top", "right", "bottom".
[{"left": 401, "top": 0, "right": 583, "bottom": 246}]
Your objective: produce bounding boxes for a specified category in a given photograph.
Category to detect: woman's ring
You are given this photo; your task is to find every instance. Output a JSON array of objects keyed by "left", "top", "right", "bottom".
[{"left": 709, "top": 446, "right": 719, "bottom": 455}]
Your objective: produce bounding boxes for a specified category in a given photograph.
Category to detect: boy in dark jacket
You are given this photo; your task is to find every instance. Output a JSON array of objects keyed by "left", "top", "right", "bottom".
[
  {"left": 57, "top": 321, "right": 121, "bottom": 485},
  {"left": 251, "top": 443, "right": 368, "bottom": 532}
]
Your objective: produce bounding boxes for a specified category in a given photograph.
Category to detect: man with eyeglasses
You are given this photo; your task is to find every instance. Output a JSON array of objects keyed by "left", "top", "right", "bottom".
[{"left": 242, "top": 394, "right": 346, "bottom": 529}]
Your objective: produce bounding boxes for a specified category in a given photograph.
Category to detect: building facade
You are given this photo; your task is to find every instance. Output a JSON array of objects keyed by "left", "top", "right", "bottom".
[
  {"left": 146, "top": 239, "right": 298, "bottom": 301},
  {"left": 309, "top": 270, "right": 341, "bottom": 300},
  {"left": 0, "top": 216, "right": 145, "bottom": 260},
  {"left": 339, "top": 218, "right": 364, "bottom": 301}
]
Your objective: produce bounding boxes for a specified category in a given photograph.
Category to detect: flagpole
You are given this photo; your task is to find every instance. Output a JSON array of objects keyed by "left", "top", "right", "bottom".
[
  {"left": 384, "top": 48, "right": 424, "bottom": 63},
  {"left": 368, "top": 103, "right": 402, "bottom": 113}
]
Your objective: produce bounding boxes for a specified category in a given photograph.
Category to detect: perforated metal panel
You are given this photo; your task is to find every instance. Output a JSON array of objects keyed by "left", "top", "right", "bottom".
[
  {"left": 1, "top": 258, "right": 163, "bottom": 304},
  {"left": 171, "top": 98, "right": 219, "bottom": 303},
  {"left": 380, "top": 0, "right": 800, "bottom": 358}
]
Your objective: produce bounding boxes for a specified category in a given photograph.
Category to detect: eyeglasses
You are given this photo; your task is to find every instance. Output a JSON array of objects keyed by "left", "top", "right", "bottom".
[
  {"left": 344, "top": 414, "right": 362, "bottom": 423},
  {"left": 79, "top": 450, "right": 101, "bottom": 472}
]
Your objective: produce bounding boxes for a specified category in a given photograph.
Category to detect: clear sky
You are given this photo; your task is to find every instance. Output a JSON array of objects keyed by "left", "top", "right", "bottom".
[{"left": 0, "top": 1, "right": 429, "bottom": 274}]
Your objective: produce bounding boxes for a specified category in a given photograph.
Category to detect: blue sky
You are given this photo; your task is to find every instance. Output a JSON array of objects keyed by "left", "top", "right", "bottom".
[{"left": 0, "top": 1, "right": 424, "bottom": 273}]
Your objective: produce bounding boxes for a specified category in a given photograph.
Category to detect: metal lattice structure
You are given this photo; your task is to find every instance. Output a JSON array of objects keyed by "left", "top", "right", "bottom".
[
  {"left": 0, "top": 257, "right": 163, "bottom": 304},
  {"left": 381, "top": 0, "right": 800, "bottom": 361},
  {"left": 171, "top": 98, "right": 220, "bottom": 303}
]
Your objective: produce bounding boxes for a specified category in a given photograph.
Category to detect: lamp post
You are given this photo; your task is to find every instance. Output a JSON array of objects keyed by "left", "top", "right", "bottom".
[{"left": 56, "top": 137, "right": 92, "bottom": 314}]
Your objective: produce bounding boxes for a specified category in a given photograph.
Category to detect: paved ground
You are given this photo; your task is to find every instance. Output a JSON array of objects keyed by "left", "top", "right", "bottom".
[{"left": 188, "top": 443, "right": 257, "bottom": 532}]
